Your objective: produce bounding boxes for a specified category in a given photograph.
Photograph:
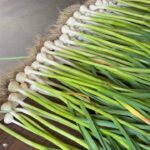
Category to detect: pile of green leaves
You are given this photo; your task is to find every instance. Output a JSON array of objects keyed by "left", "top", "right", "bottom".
[{"left": 0, "top": 0, "right": 150, "bottom": 149}]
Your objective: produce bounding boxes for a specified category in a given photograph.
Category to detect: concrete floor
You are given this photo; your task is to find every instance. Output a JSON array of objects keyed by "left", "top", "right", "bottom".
[{"left": 0, "top": 0, "right": 82, "bottom": 74}]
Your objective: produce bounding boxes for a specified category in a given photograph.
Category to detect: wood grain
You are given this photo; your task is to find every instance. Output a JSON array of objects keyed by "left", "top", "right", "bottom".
[{"left": 0, "top": 120, "right": 83, "bottom": 150}]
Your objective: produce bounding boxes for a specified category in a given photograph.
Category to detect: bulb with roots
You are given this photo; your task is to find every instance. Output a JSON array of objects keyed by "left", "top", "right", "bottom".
[
  {"left": 24, "top": 66, "right": 35, "bottom": 76},
  {"left": 90, "top": 0, "right": 112, "bottom": 11},
  {"left": 31, "top": 61, "right": 48, "bottom": 72},
  {"left": 59, "top": 34, "right": 75, "bottom": 45},
  {"left": 8, "top": 93, "right": 25, "bottom": 107},
  {"left": 20, "top": 83, "right": 29, "bottom": 90},
  {"left": 54, "top": 40, "right": 66, "bottom": 49},
  {"left": 74, "top": 11, "right": 90, "bottom": 20},
  {"left": 36, "top": 52, "right": 48, "bottom": 63},
  {"left": 4, "top": 113, "right": 15, "bottom": 124},
  {"left": 31, "top": 61, "right": 43, "bottom": 70},
  {"left": 1, "top": 102, "right": 14, "bottom": 112},
  {"left": 80, "top": 5, "right": 88, "bottom": 14},
  {"left": 16, "top": 72, "right": 28, "bottom": 83},
  {"left": 41, "top": 46, "right": 46, "bottom": 52},
  {"left": 28, "top": 73, "right": 48, "bottom": 85},
  {"left": 16, "top": 72, "right": 35, "bottom": 86},
  {"left": 89, "top": 5, "right": 99, "bottom": 11},
  {"left": 44, "top": 41, "right": 60, "bottom": 51},
  {"left": 95, "top": 0, "right": 102, "bottom": 6},
  {"left": 66, "top": 17, "right": 79, "bottom": 27},
  {"left": 62, "top": 25, "right": 77, "bottom": 37},
  {"left": 8, "top": 81, "right": 20, "bottom": 93},
  {"left": 61, "top": 25, "right": 70, "bottom": 34},
  {"left": 37, "top": 52, "right": 56, "bottom": 66},
  {"left": 8, "top": 93, "right": 25, "bottom": 103},
  {"left": 96, "top": 0, "right": 112, "bottom": 6}
]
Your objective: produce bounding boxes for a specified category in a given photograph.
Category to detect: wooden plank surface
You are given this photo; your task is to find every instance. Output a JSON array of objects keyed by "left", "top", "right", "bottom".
[
  {"left": 0, "top": 124, "right": 36, "bottom": 150},
  {"left": 0, "top": 120, "right": 82, "bottom": 150}
]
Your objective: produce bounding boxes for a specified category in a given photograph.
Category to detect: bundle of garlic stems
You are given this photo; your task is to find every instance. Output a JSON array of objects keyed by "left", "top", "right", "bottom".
[{"left": 0, "top": 0, "right": 150, "bottom": 149}]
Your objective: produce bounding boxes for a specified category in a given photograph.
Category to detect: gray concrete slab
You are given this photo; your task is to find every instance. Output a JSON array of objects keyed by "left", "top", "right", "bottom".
[{"left": 0, "top": 0, "right": 82, "bottom": 74}]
